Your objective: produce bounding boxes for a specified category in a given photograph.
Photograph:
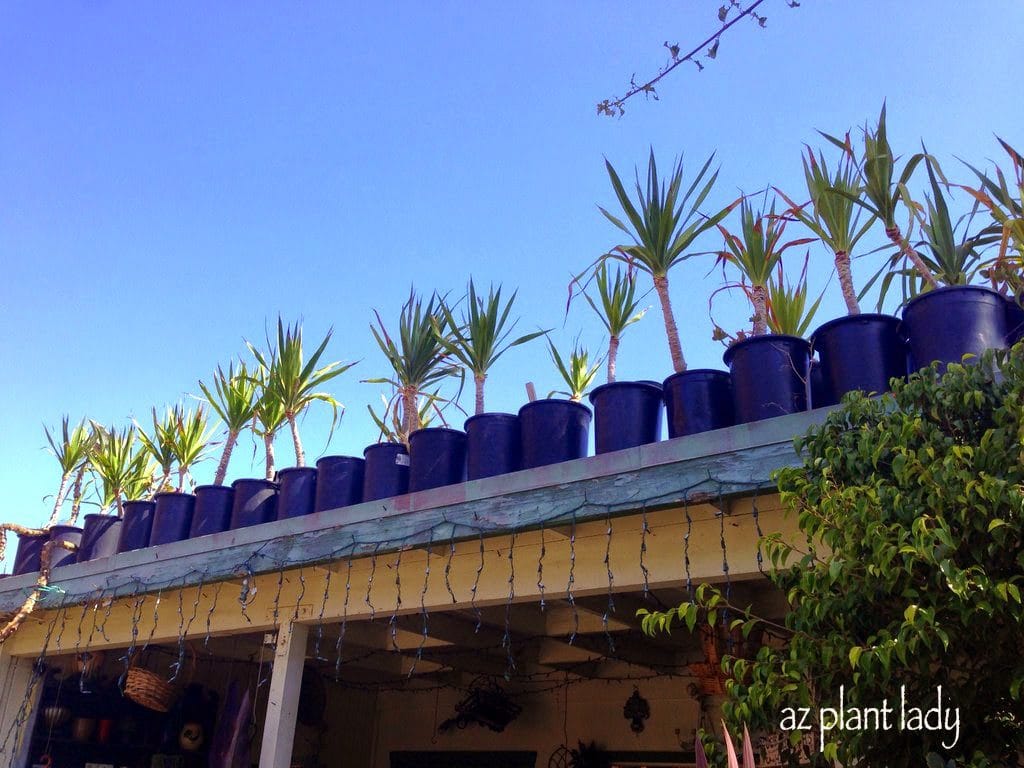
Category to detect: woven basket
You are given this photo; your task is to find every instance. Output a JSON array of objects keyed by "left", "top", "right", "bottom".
[{"left": 124, "top": 666, "right": 173, "bottom": 712}]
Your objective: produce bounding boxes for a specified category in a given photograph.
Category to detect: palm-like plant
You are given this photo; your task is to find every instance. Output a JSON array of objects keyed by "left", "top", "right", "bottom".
[
  {"left": 960, "top": 138, "right": 1024, "bottom": 298},
  {"left": 579, "top": 263, "right": 648, "bottom": 383},
  {"left": 170, "top": 405, "right": 214, "bottom": 491},
  {"left": 601, "top": 150, "right": 735, "bottom": 373},
  {"left": 136, "top": 407, "right": 179, "bottom": 493},
  {"left": 821, "top": 104, "right": 936, "bottom": 289},
  {"left": 198, "top": 362, "right": 258, "bottom": 485},
  {"left": 249, "top": 318, "right": 354, "bottom": 467},
  {"left": 367, "top": 391, "right": 437, "bottom": 445},
  {"left": 776, "top": 147, "right": 873, "bottom": 314},
  {"left": 435, "top": 280, "right": 545, "bottom": 414},
  {"left": 43, "top": 417, "right": 95, "bottom": 526},
  {"left": 89, "top": 425, "right": 154, "bottom": 516},
  {"left": 368, "top": 290, "right": 460, "bottom": 436},
  {"left": 765, "top": 258, "right": 824, "bottom": 338},
  {"left": 252, "top": 364, "right": 287, "bottom": 480},
  {"left": 716, "top": 197, "right": 814, "bottom": 335},
  {"left": 548, "top": 341, "right": 603, "bottom": 402}
]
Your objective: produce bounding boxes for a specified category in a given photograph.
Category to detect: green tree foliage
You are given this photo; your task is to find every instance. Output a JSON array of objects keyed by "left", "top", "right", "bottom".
[{"left": 642, "top": 346, "right": 1024, "bottom": 766}]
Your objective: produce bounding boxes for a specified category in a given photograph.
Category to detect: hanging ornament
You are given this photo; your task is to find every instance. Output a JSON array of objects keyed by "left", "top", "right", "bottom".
[{"left": 623, "top": 687, "right": 650, "bottom": 734}]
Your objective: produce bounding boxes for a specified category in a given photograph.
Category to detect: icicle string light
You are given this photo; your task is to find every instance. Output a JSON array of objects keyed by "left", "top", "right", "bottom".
[
  {"left": 444, "top": 537, "right": 456, "bottom": 604},
  {"left": 335, "top": 556, "right": 353, "bottom": 680},
  {"left": 365, "top": 546, "right": 379, "bottom": 621},
  {"left": 639, "top": 508, "right": 650, "bottom": 599},
  {"left": 503, "top": 530, "right": 517, "bottom": 679},
  {"left": 204, "top": 580, "right": 223, "bottom": 651},
  {"left": 410, "top": 536, "right": 431, "bottom": 677},
  {"left": 537, "top": 524, "right": 546, "bottom": 611},
  {"left": 684, "top": 501, "right": 693, "bottom": 601},
  {"left": 389, "top": 548, "right": 403, "bottom": 653},
  {"left": 567, "top": 511, "right": 578, "bottom": 645},
  {"left": 471, "top": 532, "right": 484, "bottom": 632},
  {"left": 603, "top": 513, "right": 615, "bottom": 655},
  {"left": 313, "top": 566, "right": 333, "bottom": 660}
]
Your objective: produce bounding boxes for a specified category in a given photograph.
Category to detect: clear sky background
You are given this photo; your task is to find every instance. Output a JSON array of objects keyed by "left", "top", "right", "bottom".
[{"left": 1, "top": 1, "right": 1021, "bottom": 567}]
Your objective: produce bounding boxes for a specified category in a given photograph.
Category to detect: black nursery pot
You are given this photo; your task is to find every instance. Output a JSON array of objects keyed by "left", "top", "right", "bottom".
[
  {"left": 12, "top": 532, "right": 48, "bottom": 576},
  {"left": 464, "top": 413, "right": 521, "bottom": 480},
  {"left": 588, "top": 381, "right": 663, "bottom": 454},
  {"left": 362, "top": 443, "right": 410, "bottom": 502},
  {"left": 230, "top": 479, "right": 279, "bottom": 530},
  {"left": 409, "top": 428, "right": 467, "bottom": 492},
  {"left": 518, "top": 399, "right": 591, "bottom": 469},
  {"left": 150, "top": 492, "right": 196, "bottom": 546},
  {"left": 77, "top": 514, "right": 123, "bottom": 563},
  {"left": 190, "top": 485, "right": 234, "bottom": 538},
  {"left": 314, "top": 456, "right": 365, "bottom": 512},
  {"left": 902, "top": 285, "right": 1007, "bottom": 372},
  {"left": 48, "top": 525, "right": 83, "bottom": 569},
  {"left": 1005, "top": 295, "right": 1024, "bottom": 346},
  {"left": 663, "top": 369, "right": 734, "bottom": 438},
  {"left": 117, "top": 500, "right": 156, "bottom": 554},
  {"left": 810, "top": 313, "right": 906, "bottom": 406},
  {"left": 724, "top": 335, "right": 811, "bottom": 424},
  {"left": 277, "top": 467, "right": 318, "bottom": 520}
]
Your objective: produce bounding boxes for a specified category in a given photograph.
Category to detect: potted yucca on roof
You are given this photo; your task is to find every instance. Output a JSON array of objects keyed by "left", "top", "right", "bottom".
[
  {"left": 716, "top": 196, "right": 816, "bottom": 423},
  {"left": 574, "top": 263, "right": 663, "bottom": 454},
  {"left": 436, "top": 279, "right": 544, "bottom": 480},
  {"left": 519, "top": 340, "right": 600, "bottom": 469},
  {"left": 775, "top": 143, "right": 906, "bottom": 406},
  {"left": 600, "top": 149, "right": 737, "bottom": 438}
]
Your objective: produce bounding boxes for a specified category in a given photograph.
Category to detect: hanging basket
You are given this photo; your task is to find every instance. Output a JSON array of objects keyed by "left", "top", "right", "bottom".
[{"left": 124, "top": 665, "right": 173, "bottom": 712}]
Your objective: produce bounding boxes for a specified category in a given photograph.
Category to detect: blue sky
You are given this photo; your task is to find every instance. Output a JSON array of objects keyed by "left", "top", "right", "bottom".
[{"left": 1, "top": 1, "right": 1021, "bottom": 564}]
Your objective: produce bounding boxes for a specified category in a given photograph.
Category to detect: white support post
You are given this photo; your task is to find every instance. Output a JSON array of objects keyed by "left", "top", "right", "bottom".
[
  {"left": 0, "top": 648, "right": 42, "bottom": 768},
  {"left": 259, "top": 623, "right": 308, "bottom": 768}
]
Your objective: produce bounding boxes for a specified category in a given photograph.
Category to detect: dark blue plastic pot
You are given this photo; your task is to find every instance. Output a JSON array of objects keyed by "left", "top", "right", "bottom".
[
  {"left": 48, "top": 525, "right": 83, "bottom": 569},
  {"left": 277, "top": 467, "right": 318, "bottom": 520},
  {"left": 362, "top": 443, "right": 410, "bottom": 502},
  {"left": 150, "top": 492, "right": 196, "bottom": 546},
  {"left": 409, "top": 428, "right": 467, "bottom": 492},
  {"left": 465, "top": 413, "right": 521, "bottom": 480},
  {"left": 1005, "top": 295, "right": 1024, "bottom": 346},
  {"left": 518, "top": 399, "right": 591, "bottom": 469},
  {"left": 190, "top": 484, "right": 234, "bottom": 538},
  {"left": 663, "top": 370, "right": 734, "bottom": 437},
  {"left": 117, "top": 500, "right": 156, "bottom": 553},
  {"left": 811, "top": 313, "right": 906, "bottom": 406},
  {"left": 588, "top": 381, "right": 663, "bottom": 454},
  {"left": 809, "top": 360, "right": 828, "bottom": 409},
  {"left": 230, "top": 479, "right": 279, "bottom": 529},
  {"left": 724, "top": 335, "right": 811, "bottom": 424},
  {"left": 12, "top": 532, "right": 48, "bottom": 576},
  {"left": 902, "top": 285, "right": 1007, "bottom": 372},
  {"left": 314, "top": 456, "right": 365, "bottom": 512},
  {"left": 77, "top": 514, "right": 123, "bottom": 563}
]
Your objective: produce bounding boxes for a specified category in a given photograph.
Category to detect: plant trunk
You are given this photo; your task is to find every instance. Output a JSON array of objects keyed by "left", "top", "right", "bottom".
[
  {"left": 751, "top": 284, "right": 769, "bottom": 336},
  {"left": 653, "top": 275, "right": 686, "bottom": 373},
  {"left": 474, "top": 374, "right": 486, "bottom": 416},
  {"left": 834, "top": 250, "right": 861, "bottom": 315},
  {"left": 214, "top": 429, "right": 238, "bottom": 486},
  {"left": 69, "top": 466, "right": 86, "bottom": 525},
  {"left": 47, "top": 473, "right": 71, "bottom": 527},
  {"left": 177, "top": 466, "right": 186, "bottom": 492},
  {"left": 115, "top": 495, "right": 124, "bottom": 518},
  {"left": 885, "top": 226, "right": 940, "bottom": 289},
  {"left": 607, "top": 335, "right": 619, "bottom": 383},
  {"left": 287, "top": 412, "right": 305, "bottom": 467},
  {"left": 264, "top": 432, "right": 276, "bottom": 480},
  {"left": 402, "top": 386, "right": 420, "bottom": 437}
]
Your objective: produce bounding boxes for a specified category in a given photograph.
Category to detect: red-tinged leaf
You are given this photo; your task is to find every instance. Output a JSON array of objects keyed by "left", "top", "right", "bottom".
[
  {"left": 722, "top": 720, "right": 740, "bottom": 768},
  {"left": 742, "top": 724, "right": 756, "bottom": 768},
  {"left": 695, "top": 735, "right": 710, "bottom": 768}
]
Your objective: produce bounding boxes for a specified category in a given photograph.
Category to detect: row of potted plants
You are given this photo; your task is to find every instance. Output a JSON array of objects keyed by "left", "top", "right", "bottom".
[{"left": 5, "top": 106, "right": 1022, "bottom": 576}]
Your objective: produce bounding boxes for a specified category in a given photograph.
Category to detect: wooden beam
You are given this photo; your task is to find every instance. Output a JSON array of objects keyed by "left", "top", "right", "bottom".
[
  {"left": 0, "top": 409, "right": 818, "bottom": 614},
  {"left": 0, "top": 645, "right": 42, "bottom": 768},
  {"left": 259, "top": 622, "right": 308, "bottom": 768}
]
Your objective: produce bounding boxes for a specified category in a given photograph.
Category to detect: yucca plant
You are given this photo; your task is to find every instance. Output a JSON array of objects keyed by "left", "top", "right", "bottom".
[
  {"left": 89, "top": 425, "right": 154, "bottom": 516},
  {"left": 548, "top": 340, "right": 602, "bottom": 402},
  {"left": 960, "top": 138, "right": 1024, "bottom": 298},
  {"left": 716, "top": 197, "right": 814, "bottom": 335},
  {"left": 367, "top": 391, "right": 437, "bottom": 445},
  {"left": 252, "top": 363, "right": 287, "bottom": 480},
  {"left": 43, "top": 417, "right": 95, "bottom": 527},
  {"left": 170, "top": 405, "right": 214, "bottom": 491},
  {"left": 435, "top": 280, "right": 545, "bottom": 414},
  {"left": 821, "top": 104, "right": 936, "bottom": 289},
  {"left": 579, "top": 263, "right": 648, "bottom": 383},
  {"left": 776, "top": 146, "right": 873, "bottom": 315},
  {"left": 765, "top": 257, "right": 824, "bottom": 337},
  {"left": 136, "top": 407, "right": 179, "bottom": 493},
  {"left": 248, "top": 317, "right": 354, "bottom": 467},
  {"left": 198, "top": 361, "right": 258, "bottom": 485},
  {"left": 368, "top": 290, "right": 461, "bottom": 437},
  {"left": 601, "top": 150, "right": 735, "bottom": 373}
]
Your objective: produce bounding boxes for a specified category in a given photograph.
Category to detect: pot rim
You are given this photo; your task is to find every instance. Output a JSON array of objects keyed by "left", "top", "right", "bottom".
[
  {"left": 409, "top": 426, "right": 466, "bottom": 439},
  {"left": 231, "top": 478, "right": 280, "bottom": 489},
  {"left": 83, "top": 512, "right": 121, "bottom": 520},
  {"left": 363, "top": 441, "right": 408, "bottom": 457},
  {"left": 518, "top": 398, "right": 592, "bottom": 416},
  {"left": 153, "top": 491, "right": 197, "bottom": 500},
  {"left": 588, "top": 380, "right": 663, "bottom": 404},
  {"left": 276, "top": 466, "right": 318, "bottom": 477},
  {"left": 464, "top": 412, "right": 518, "bottom": 428},
  {"left": 123, "top": 499, "right": 156, "bottom": 509},
  {"left": 195, "top": 484, "right": 234, "bottom": 493},
  {"left": 663, "top": 369, "right": 730, "bottom": 387},
  {"left": 49, "top": 525, "right": 83, "bottom": 535},
  {"left": 723, "top": 334, "right": 811, "bottom": 365},
  {"left": 315, "top": 455, "right": 366, "bottom": 466},
  {"left": 809, "top": 313, "right": 901, "bottom": 342},
  {"left": 902, "top": 284, "right": 1004, "bottom": 315}
]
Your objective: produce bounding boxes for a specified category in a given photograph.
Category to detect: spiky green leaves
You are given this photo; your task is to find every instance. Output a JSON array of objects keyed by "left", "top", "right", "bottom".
[
  {"left": 198, "top": 362, "right": 258, "bottom": 434},
  {"left": 548, "top": 341, "right": 602, "bottom": 402},
  {"left": 89, "top": 424, "right": 154, "bottom": 513}
]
